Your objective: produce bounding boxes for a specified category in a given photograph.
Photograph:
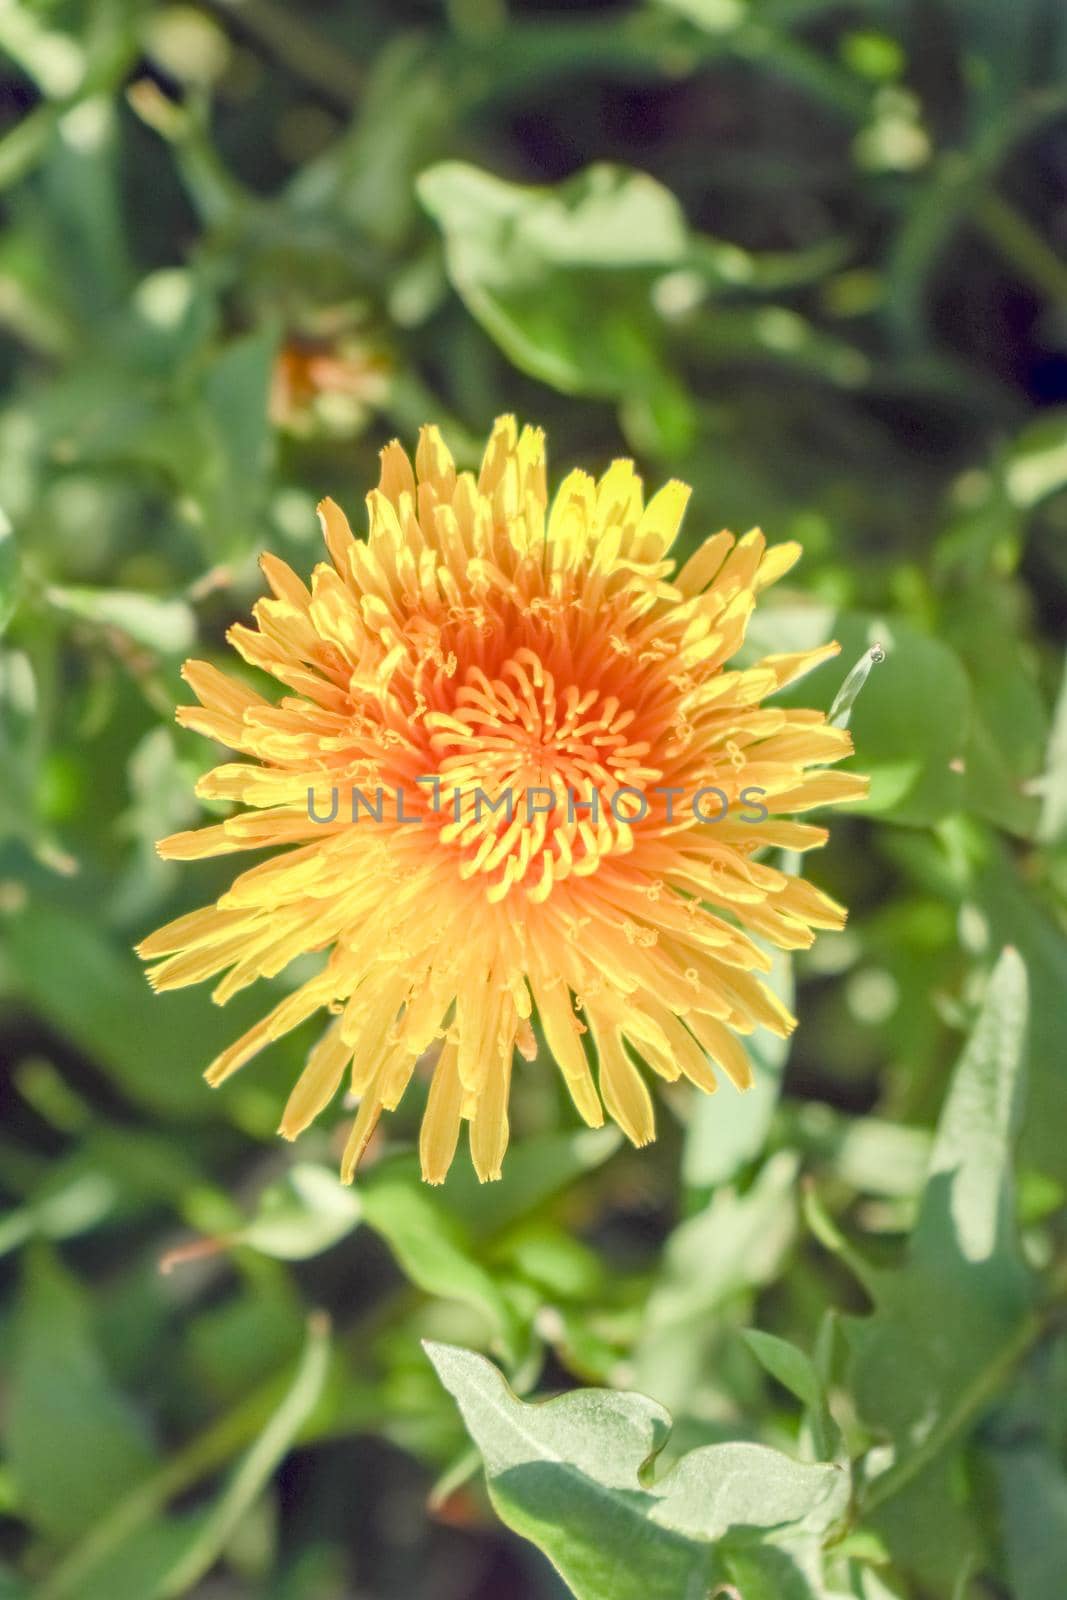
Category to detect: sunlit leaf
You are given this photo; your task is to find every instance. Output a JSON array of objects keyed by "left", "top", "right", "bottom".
[
  {"left": 427, "top": 1341, "right": 849, "bottom": 1600},
  {"left": 238, "top": 1163, "right": 362, "bottom": 1261},
  {"left": 419, "top": 161, "right": 686, "bottom": 397}
]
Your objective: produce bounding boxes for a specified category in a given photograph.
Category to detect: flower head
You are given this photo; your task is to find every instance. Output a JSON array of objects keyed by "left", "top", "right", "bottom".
[{"left": 138, "top": 417, "right": 866, "bottom": 1183}]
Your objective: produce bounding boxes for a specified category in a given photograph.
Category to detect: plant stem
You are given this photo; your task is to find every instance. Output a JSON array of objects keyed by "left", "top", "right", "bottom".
[
  {"left": 975, "top": 190, "right": 1067, "bottom": 305},
  {"left": 862, "top": 1311, "right": 1044, "bottom": 1514},
  {"left": 202, "top": 0, "right": 363, "bottom": 108}
]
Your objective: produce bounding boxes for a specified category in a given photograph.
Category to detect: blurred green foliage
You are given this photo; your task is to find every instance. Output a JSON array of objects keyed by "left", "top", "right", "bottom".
[{"left": 1, "top": 1, "right": 1067, "bottom": 1596}]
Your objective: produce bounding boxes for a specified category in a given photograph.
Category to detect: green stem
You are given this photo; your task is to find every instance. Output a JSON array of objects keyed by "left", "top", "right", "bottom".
[
  {"left": 862, "top": 1311, "right": 1044, "bottom": 1514},
  {"left": 37, "top": 1373, "right": 290, "bottom": 1600},
  {"left": 974, "top": 190, "right": 1067, "bottom": 305},
  {"left": 202, "top": 0, "right": 363, "bottom": 107},
  {"left": 37, "top": 1282, "right": 414, "bottom": 1600}
]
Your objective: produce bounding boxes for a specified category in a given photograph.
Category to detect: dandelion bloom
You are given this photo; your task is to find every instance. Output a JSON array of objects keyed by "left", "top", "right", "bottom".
[{"left": 137, "top": 417, "right": 866, "bottom": 1183}]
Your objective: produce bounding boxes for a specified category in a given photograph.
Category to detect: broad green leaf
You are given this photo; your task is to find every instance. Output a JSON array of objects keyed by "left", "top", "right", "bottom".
[
  {"left": 990, "top": 1441, "right": 1067, "bottom": 1600},
  {"left": 785, "top": 1105, "right": 932, "bottom": 1200},
  {"left": 110, "top": 727, "right": 202, "bottom": 923},
  {"left": 200, "top": 326, "right": 279, "bottom": 553},
  {"left": 498, "top": 1223, "right": 604, "bottom": 1302},
  {"left": 183, "top": 1268, "right": 306, "bottom": 1405},
  {"left": 969, "top": 855, "right": 1067, "bottom": 1187},
  {"left": 419, "top": 161, "right": 686, "bottom": 397},
  {"left": 123, "top": 268, "right": 219, "bottom": 377},
  {"left": 238, "top": 1163, "right": 362, "bottom": 1261},
  {"left": 427, "top": 1341, "right": 849, "bottom": 1600},
  {"left": 5, "top": 1250, "right": 158, "bottom": 1543},
  {"left": 846, "top": 948, "right": 1032, "bottom": 1440}
]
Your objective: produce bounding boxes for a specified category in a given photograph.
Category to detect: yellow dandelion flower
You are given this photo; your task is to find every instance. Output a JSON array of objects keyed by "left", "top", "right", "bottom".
[{"left": 137, "top": 417, "right": 867, "bottom": 1184}]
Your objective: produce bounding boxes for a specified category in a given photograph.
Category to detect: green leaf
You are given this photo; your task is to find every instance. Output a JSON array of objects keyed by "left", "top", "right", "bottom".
[
  {"left": 634, "top": 1151, "right": 799, "bottom": 1413},
  {"left": 418, "top": 161, "right": 686, "bottom": 398},
  {"left": 742, "top": 1330, "right": 824, "bottom": 1424},
  {"left": 942, "top": 589, "right": 1047, "bottom": 838},
  {"left": 37, "top": 1315, "right": 331, "bottom": 1600},
  {"left": 653, "top": 0, "right": 745, "bottom": 36},
  {"left": 888, "top": 822, "right": 1067, "bottom": 1187},
  {"left": 201, "top": 326, "right": 278, "bottom": 491},
  {"left": 744, "top": 1326, "right": 840, "bottom": 1467},
  {"left": 0, "top": 1171, "right": 117, "bottom": 1260},
  {"left": 0, "top": 509, "right": 18, "bottom": 634},
  {"left": 42, "top": 98, "right": 131, "bottom": 315},
  {"left": 123, "top": 269, "right": 219, "bottom": 378},
  {"left": 5, "top": 1250, "right": 158, "bottom": 1543},
  {"left": 44, "top": 585, "right": 196, "bottom": 656},
  {"left": 0, "top": 102, "right": 60, "bottom": 191},
  {"left": 156, "top": 1313, "right": 330, "bottom": 1597},
  {"left": 743, "top": 605, "right": 971, "bottom": 825},
  {"left": 1037, "top": 652, "right": 1067, "bottom": 844},
  {"left": 0, "top": 648, "right": 39, "bottom": 844},
  {"left": 1003, "top": 410, "right": 1067, "bottom": 511},
  {"left": 199, "top": 325, "right": 279, "bottom": 552},
  {"left": 972, "top": 856, "right": 1067, "bottom": 1188},
  {"left": 990, "top": 1441, "right": 1067, "bottom": 1600},
  {"left": 426, "top": 1341, "right": 849, "bottom": 1600},
  {"left": 287, "top": 34, "right": 452, "bottom": 249},
  {"left": 238, "top": 1163, "right": 362, "bottom": 1261},
  {"left": 786, "top": 1106, "right": 932, "bottom": 1200},
  {"left": 359, "top": 1170, "right": 522, "bottom": 1361},
  {"left": 1, "top": 899, "right": 261, "bottom": 1116},
  {"left": 839, "top": 949, "right": 1034, "bottom": 1578},
  {"left": 685, "top": 305, "right": 872, "bottom": 389}
]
